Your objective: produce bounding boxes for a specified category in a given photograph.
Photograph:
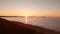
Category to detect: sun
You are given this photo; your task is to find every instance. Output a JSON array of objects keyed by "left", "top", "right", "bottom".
[{"left": 23, "top": 14, "right": 30, "bottom": 24}]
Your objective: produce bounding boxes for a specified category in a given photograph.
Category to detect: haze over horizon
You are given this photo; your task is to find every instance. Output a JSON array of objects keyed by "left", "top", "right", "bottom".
[{"left": 0, "top": 0, "right": 60, "bottom": 17}]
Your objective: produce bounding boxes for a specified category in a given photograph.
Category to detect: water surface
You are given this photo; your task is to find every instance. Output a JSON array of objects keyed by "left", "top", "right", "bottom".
[{"left": 1, "top": 17, "right": 60, "bottom": 32}]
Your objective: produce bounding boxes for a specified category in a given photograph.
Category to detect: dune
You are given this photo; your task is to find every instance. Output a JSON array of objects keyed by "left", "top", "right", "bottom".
[{"left": 0, "top": 18, "right": 60, "bottom": 34}]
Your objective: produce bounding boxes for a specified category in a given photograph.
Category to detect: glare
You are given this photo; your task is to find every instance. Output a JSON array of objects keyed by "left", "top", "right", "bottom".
[{"left": 24, "top": 14, "right": 29, "bottom": 24}]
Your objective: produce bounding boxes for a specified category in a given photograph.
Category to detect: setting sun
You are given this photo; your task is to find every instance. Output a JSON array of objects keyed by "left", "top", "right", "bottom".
[{"left": 23, "top": 14, "right": 29, "bottom": 24}]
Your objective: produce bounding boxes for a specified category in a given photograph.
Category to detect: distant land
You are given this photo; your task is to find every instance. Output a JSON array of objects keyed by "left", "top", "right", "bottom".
[
  {"left": 0, "top": 16, "right": 60, "bottom": 18},
  {"left": 0, "top": 16, "right": 25, "bottom": 18}
]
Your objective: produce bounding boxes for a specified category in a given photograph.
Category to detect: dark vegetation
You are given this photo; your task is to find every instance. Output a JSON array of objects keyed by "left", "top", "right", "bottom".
[{"left": 0, "top": 18, "right": 60, "bottom": 34}]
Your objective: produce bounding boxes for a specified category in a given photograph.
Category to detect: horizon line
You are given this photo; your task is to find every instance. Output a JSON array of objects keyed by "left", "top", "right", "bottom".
[{"left": 0, "top": 16, "right": 60, "bottom": 18}]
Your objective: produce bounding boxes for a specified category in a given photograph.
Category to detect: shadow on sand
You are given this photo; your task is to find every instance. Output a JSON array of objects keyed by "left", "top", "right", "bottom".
[{"left": 0, "top": 18, "right": 60, "bottom": 34}]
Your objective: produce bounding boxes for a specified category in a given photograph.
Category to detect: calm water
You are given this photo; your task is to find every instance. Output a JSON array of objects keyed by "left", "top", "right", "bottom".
[{"left": 1, "top": 17, "right": 60, "bottom": 32}]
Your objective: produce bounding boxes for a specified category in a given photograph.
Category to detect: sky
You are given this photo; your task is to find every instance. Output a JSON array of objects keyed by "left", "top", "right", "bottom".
[{"left": 0, "top": 0, "right": 60, "bottom": 17}]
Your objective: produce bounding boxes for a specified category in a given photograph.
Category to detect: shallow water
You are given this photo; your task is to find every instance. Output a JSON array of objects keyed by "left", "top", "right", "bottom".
[{"left": 1, "top": 17, "right": 60, "bottom": 32}]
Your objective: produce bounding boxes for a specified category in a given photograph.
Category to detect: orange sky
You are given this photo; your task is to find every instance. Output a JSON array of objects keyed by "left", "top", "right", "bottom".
[{"left": 0, "top": 0, "right": 60, "bottom": 17}]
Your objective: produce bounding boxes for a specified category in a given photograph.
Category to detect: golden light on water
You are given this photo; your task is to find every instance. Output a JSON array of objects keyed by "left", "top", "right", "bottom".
[{"left": 25, "top": 16, "right": 28, "bottom": 24}]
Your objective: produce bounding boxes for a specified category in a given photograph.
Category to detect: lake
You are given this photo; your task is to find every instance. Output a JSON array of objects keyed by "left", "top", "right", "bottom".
[{"left": 1, "top": 17, "right": 60, "bottom": 32}]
